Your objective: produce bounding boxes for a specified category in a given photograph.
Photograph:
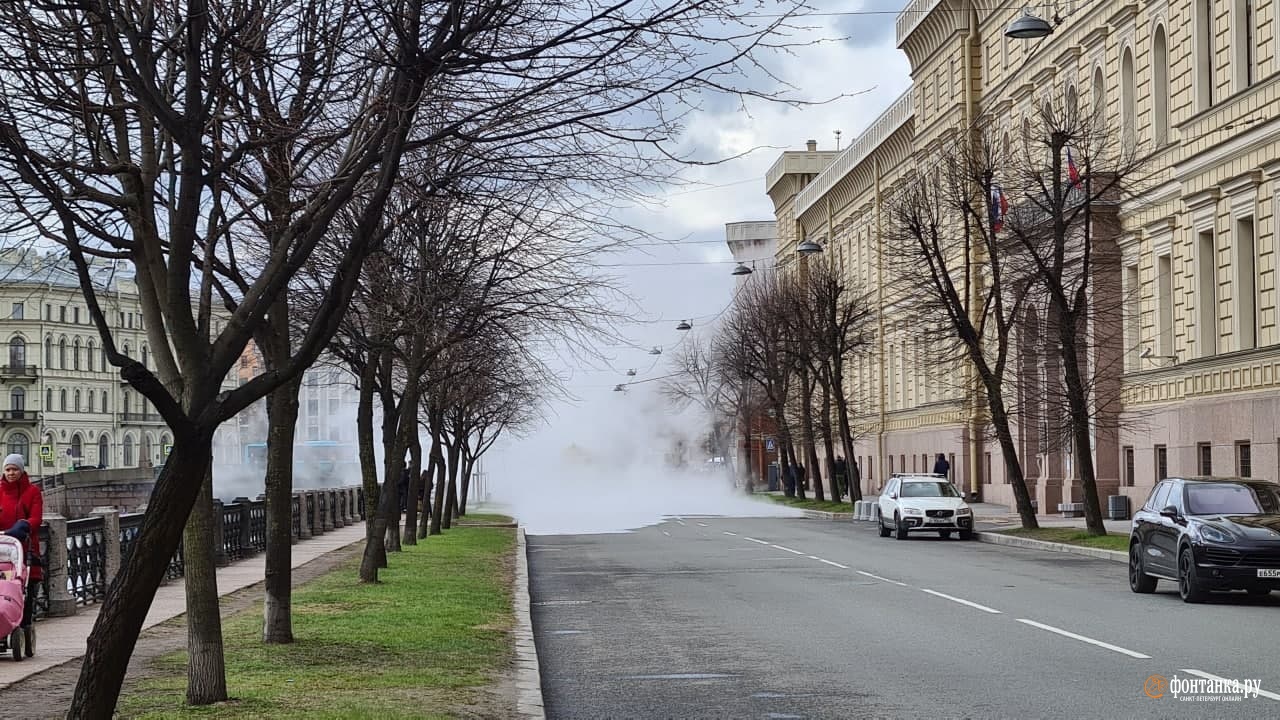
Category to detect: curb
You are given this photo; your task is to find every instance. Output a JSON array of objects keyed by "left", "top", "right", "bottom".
[
  {"left": 974, "top": 530, "right": 1127, "bottom": 564},
  {"left": 514, "top": 527, "right": 546, "bottom": 719},
  {"left": 801, "top": 509, "right": 854, "bottom": 521}
]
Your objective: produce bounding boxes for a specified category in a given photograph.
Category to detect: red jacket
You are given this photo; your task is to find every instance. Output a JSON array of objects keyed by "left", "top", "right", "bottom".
[{"left": 0, "top": 472, "right": 43, "bottom": 581}]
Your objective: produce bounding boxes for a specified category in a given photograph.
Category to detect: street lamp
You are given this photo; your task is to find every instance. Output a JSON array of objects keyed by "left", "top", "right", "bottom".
[
  {"left": 626, "top": 368, "right": 637, "bottom": 376},
  {"left": 649, "top": 346, "right": 662, "bottom": 355},
  {"left": 613, "top": 384, "right": 626, "bottom": 392},
  {"left": 731, "top": 262, "right": 753, "bottom": 276},
  {"left": 1005, "top": 9, "right": 1054, "bottom": 39},
  {"left": 797, "top": 239, "right": 823, "bottom": 255},
  {"left": 676, "top": 320, "right": 692, "bottom": 331}
]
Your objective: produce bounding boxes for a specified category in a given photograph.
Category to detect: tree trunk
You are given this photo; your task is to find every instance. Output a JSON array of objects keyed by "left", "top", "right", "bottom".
[
  {"left": 818, "top": 379, "right": 840, "bottom": 502},
  {"left": 429, "top": 416, "right": 448, "bottom": 535},
  {"left": 184, "top": 461, "right": 227, "bottom": 705},
  {"left": 1059, "top": 314, "right": 1106, "bottom": 535},
  {"left": 418, "top": 443, "right": 438, "bottom": 539},
  {"left": 402, "top": 428, "right": 422, "bottom": 546},
  {"left": 69, "top": 432, "right": 214, "bottom": 718},
  {"left": 985, "top": 377, "right": 1039, "bottom": 529},
  {"left": 832, "top": 380, "right": 861, "bottom": 502},
  {"left": 785, "top": 439, "right": 806, "bottom": 500},
  {"left": 458, "top": 446, "right": 474, "bottom": 516},
  {"left": 444, "top": 433, "right": 461, "bottom": 525},
  {"left": 799, "top": 370, "right": 825, "bottom": 502},
  {"left": 262, "top": 376, "right": 301, "bottom": 643},
  {"left": 377, "top": 352, "right": 402, "bottom": 554},
  {"left": 358, "top": 354, "right": 386, "bottom": 583}
]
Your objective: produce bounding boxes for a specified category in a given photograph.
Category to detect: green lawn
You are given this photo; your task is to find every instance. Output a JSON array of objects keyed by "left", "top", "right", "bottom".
[
  {"left": 118, "top": 521, "right": 516, "bottom": 719},
  {"left": 996, "top": 526, "right": 1129, "bottom": 552},
  {"left": 763, "top": 494, "right": 854, "bottom": 513}
]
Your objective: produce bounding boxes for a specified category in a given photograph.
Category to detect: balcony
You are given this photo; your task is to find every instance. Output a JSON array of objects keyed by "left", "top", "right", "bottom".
[
  {"left": 0, "top": 365, "right": 38, "bottom": 381},
  {"left": 118, "top": 412, "right": 165, "bottom": 424},
  {"left": 0, "top": 410, "right": 40, "bottom": 424}
]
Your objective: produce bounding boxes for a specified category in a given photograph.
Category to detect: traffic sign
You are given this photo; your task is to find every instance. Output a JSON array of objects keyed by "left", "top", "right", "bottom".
[
  {"left": 38, "top": 445, "right": 53, "bottom": 460},
  {"left": 163, "top": 444, "right": 173, "bottom": 457},
  {"left": 765, "top": 438, "right": 776, "bottom": 453}
]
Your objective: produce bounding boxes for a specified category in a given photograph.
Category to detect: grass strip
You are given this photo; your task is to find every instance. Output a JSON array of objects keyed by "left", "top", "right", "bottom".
[
  {"left": 763, "top": 494, "right": 853, "bottom": 513},
  {"left": 996, "top": 526, "right": 1129, "bottom": 552},
  {"left": 118, "top": 522, "right": 516, "bottom": 719}
]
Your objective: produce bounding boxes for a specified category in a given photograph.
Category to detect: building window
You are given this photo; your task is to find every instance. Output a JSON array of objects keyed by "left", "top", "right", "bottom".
[
  {"left": 7, "top": 433, "right": 29, "bottom": 460},
  {"left": 141, "top": 345, "right": 148, "bottom": 370},
  {"left": 1157, "top": 255, "right": 1173, "bottom": 355},
  {"left": 98, "top": 434, "right": 109, "bottom": 466},
  {"left": 307, "top": 399, "right": 319, "bottom": 417},
  {"left": 44, "top": 337, "right": 51, "bottom": 368},
  {"left": 73, "top": 307, "right": 80, "bottom": 324},
  {"left": 122, "top": 390, "right": 131, "bottom": 416},
  {"left": 73, "top": 389, "right": 80, "bottom": 412},
  {"left": 44, "top": 304, "right": 51, "bottom": 321},
  {"left": 328, "top": 398, "right": 340, "bottom": 416},
  {"left": 986, "top": 452, "right": 994, "bottom": 484},
  {"left": 1120, "top": 47, "right": 1136, "bottom": 150},
  {"left": 1153, "top": 26, "right": 1169, "bottom": 145},
  {"left": 142, "top": 435, "right": 152, "bottom": 467},
  {"left": 1198, "top": 442, "right": 1213, "bottom": 475},
  {"left": 1091, "top": 66, "right": 1105, "bottom": 119},
  {"left": 1235, "top": 0, "right": 1255, "bottom": 89},
  {"left": 123, "top": 435, "right": 134, "bottom": 467},
  {"left": 1237, "top": 442, "right": 1252, "bottom": 477},
  {"left": 1155, "top": 445, "right": 1168, "bottom": 481},
  {"left": 58, "top": 338, "right": 66, "bottom": 369},
  {"left": 1195, "top": 0, "right": 1215, "bottom": 109},
  {"left": 307, "top": 425, "right": 320, "bottom": 441},
  {"left": 1123, "top": 446, "right": 1135, "bottom": 486},
  {"left": 71, "top": 433, "right": 82, "bottom": 460},
  {"left": 8, "top": 337, "right": 24, "bottom": 369},
  {"left": 73, "top": 338, "right": 81, "bottom": 370},
  {"left": 102, "top": 390, "right": 108, "bottom": 413},
  {"left": 888, "top": 455, "right": 894, "bottom": 475},
  {"left": 1235, "top": 217, "right": 1257, "bottom": 350},
  {"left": 127, "top": 312, "right": 133, "bottom": 329},
  {"left": 1198, "top": 229, "right": 1218, "bottom": 357},
  {"left": 44, "top": 388, "right": 51, "bottom": 411},
  {"left": 9, "top": 387, "right": 23, "bottom": 416},
  {"left": 87, "top": 391, "right": 94, "bottom": 413},
  {"left": 59, "top": 388, "right": 66, "bottom": 411},
  {"left": 100, "top": 345, "right": 107, "bottom": 372},
  {"left": 1125, "top": 265, "right": 1140, "bottom": 369},
  {"left": 59, "top": 306, "right": 65, "bottom": 323},
  {"left": 10, "top": 302, "right": 22, "bottom": 321}
]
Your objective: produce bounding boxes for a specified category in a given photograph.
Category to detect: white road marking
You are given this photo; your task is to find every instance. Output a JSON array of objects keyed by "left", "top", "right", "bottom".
[
  {"left": 675, "top": 520, "right": 686, "bottom": 526},
  {"left": 743, "top": 537, "right": 771, "bottom": 545},
  {"left": 1016, "top": 619, "right": 1150, "bottom": 659},
  {"left": 1179, "top": 669, "right": 1280, "bottom": 701},
  {"left": 723, "top": 531, "right": 738, "bottom": 536},
  {"left": 920, "top": 588, "right": 1002, "bottom": 614},
  {"left": 811, "top": 556, "right": 849, "bottom": 569},
  {"left": 856, "top": 570, "right": 907, "bottom": 586},
  {"left": 697, "top": 522, "right": 708, "bottom": 527},
  {"left": 662, "top": 531, "right": 670, "bottom": 536},
  {"left": 771, "top": 544, "right": 806, "bottom": 555},
  {"left": 623, "top": 673, "right": 736, "bottom": 680}
]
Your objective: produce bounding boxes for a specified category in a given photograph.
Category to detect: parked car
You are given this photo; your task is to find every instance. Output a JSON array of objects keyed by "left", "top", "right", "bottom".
[
  {"left": 1129, "top": 477, "right": 1280, "bottom": 603},
  {"left": 877, "top": 474, "right": 974, "bottom": 540}
]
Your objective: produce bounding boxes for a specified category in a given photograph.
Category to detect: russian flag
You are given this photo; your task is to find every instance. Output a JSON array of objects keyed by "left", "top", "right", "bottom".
[
  {"left": 1066, "top": 147, "right": 1082, "bottom": 189},
  {"left": 989, "top": 184, "right": 1008, "bottom": 233}
]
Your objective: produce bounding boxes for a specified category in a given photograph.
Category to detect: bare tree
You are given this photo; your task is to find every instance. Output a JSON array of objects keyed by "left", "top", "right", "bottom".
[{"left": 662, "top": 338, "right": 741, "bottom": 486}]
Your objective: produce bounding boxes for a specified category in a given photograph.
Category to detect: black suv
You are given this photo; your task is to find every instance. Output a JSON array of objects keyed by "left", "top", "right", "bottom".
[{"left": 1129, "top": 477, "right": 1280, "bottom": 603}]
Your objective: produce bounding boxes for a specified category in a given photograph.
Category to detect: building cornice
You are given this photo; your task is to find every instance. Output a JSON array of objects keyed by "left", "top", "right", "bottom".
[{"left": 1182, "top": 187, "right": 1221, "bottom": 211}]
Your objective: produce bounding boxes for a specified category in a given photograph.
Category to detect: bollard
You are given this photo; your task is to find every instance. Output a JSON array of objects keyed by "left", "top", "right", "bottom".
[
  {"left": 212, "top": 499, "right": 229, "bottom": 567},
  {"left": 239, "top": 502, "right": 253, "bottom": 556},
  {"left": 296, "top": 492, "right": 312, "bottom": 539},
  {"left": 41, "top": 514, "right": 77, "bottom": 617},
  {"left": 852, "top": 501, "right": 863, "bottom": 520},
  {"left": 321, "top": 490, "right": 334, "bottom": 532},
  {"left": 89, "top": 507, "right": 121, "bottom": 586},
  {"left": 330, "top": 490, "right": 344, "bottom": 528},
  {"left": 308, "top": 490, "right": 323, "bottom": 536}
]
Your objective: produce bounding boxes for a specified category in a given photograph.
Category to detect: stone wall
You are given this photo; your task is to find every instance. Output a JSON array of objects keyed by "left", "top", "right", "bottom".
[{"left": 36, "top": 468, "right": 156, "bottom": 519}]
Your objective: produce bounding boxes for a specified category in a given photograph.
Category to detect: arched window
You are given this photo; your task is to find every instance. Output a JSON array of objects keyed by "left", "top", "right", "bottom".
[
  {"left": 44, "top": 336, "right": 52, "bottom": 369},
  {"left": 1091, "top": 66, "right": 1105, "bottom": 120},
  {"left": 71, "top": 432, "right": 82, "bottom": 460},
  {"left": 160, "top": 434, "right": 171, "bottom": 462},
  {"left": 98, "top": 434, "right": 110, "bottom": 467},
  {"left": 60, "top": 388, "right": 67, "bottom": 411},
  {"left": 123, "top": 435, "right": 135, "bottom": 467},
  {"left": 87, "top": 339, "right": 96, "bottom": 372},
  {"left": 7, "top": 433, "right": 29, "bottom": 461},
  {"left": 9, "top": 387, "right": 23, "bottom": 416},
  {"left": 73, "top": 338, "right": 81, "bottom": 370},
  {"left": 8, "top": 337, "right": 24, "bottom": 369},
  {"left": 58, "top": 338, "right": 66, "bottom": 369},
  {"left": 88, "top": 390, "right": 94, "bottom": 413},
  {"left": 74, "top": 389, "right": 81, "bottom": 412},
  {"left": 1153, "top": 26, "right": 1169, "bottom": 145},
  {"left": 1195, "top": 0, "right": 1214, "bottom": 109},
  {"left": 122, "top": 342, "right": 130, "bottom": 361},
  {"left": 1121, "top": 47, "right": 1136, "bottom": 150},
  {"left": 142, "top": 435, "right": 153, "bottom": 467}
]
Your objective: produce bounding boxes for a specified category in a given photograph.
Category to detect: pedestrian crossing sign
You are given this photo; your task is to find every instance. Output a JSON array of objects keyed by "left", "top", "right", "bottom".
[
  {"left": 163, "top": 444, "right": 173, "bottom": 457},
  {"left": 38, "top": 445, "right": 53, "bottom": 461}
]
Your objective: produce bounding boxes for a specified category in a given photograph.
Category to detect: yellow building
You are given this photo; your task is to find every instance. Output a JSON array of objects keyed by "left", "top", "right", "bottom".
[{"left": 766, "top": 0, "right": 1280, "bottom": 511}]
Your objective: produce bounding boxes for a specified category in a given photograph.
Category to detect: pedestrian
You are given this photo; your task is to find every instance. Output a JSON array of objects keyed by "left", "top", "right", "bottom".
[
  {"left": 932, "top": 453, "right": 950, "bottom": 477},
  {"left": 0, "top": 454, "right": 42, "bottom": 657},
  {"left": 834, "top": 456, "right": 848, "bottom": 497}
]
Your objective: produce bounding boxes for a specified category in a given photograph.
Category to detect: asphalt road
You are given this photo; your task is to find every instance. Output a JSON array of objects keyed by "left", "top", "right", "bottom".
[{"left": 528, "top": 515, "right": 1280, "bottom": 720}]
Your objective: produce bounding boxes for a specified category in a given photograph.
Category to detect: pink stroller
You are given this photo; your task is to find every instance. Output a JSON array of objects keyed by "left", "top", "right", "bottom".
[{"left": 0, "top": 534, "right": 31, "bottom": 660}]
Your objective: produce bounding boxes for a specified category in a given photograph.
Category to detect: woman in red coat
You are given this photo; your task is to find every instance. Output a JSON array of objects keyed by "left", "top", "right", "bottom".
[{"left": 0, "top": 453, "right": 41, "bottom": 656}]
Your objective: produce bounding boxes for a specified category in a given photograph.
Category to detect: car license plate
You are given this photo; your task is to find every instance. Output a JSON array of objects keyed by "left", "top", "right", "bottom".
[
  {"left": 927, "top": 519, "right": 949, "bottom": 525},
  {"left": 1257, "top": 569, "right": 1280, "bottom": 578}
]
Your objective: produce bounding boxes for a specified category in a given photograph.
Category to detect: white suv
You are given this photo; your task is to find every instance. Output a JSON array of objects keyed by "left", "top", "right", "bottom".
[{"left": 877, "top": 474, "right": 974, "bottom": 540}]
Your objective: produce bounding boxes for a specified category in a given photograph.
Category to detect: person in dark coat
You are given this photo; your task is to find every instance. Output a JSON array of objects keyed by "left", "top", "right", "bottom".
[
  {"left": 0, "top": 454, "right": 42, "bottom": 657},
  {"left": 834, "top": 457, "right": 848, "bottom": 496},
  {"left": 932, "top": 453, "right": 950, "bottom": 477}
]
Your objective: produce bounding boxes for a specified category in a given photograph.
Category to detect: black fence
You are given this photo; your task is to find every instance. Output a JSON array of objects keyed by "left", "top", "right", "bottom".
[{"left": 31, "top": 486, "right": 365, "bottom": 620}]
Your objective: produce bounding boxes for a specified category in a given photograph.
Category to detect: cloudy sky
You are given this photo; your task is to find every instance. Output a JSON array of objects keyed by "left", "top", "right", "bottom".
[{"left": 487, "top": 2, "right": 912, "bottom": 528}]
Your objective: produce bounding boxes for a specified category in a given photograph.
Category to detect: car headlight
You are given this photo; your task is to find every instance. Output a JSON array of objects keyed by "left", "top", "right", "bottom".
[
  {"left": 956, "top": 507, "right": 971, "bottom": 515},
  {"left": 902, "top": 507, "right": 923, "bottom": 516},
  {"left": 1198, "top": 524, "right": 1235, "bottom": 544}
]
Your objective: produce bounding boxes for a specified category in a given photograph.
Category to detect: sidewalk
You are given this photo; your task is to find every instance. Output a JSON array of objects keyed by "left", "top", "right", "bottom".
[
  {"left": 0, "top": 524, "right": 366, "bottom": 689},
  {"left": 968, "top": 500, "right": 1132, "bottom": 533}
]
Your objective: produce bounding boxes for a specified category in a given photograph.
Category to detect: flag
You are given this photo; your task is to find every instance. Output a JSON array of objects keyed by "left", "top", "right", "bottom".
[
  {"left": 1066, "top": 147, "right": 1082, "bottom": 189},
  {"left": 989, "top": 184, "right": 1008, "bottom": 233}
]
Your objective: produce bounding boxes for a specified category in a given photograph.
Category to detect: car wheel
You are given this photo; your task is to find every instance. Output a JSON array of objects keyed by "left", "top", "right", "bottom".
[
  {"left": 1247, "top": 587, "right": 1271, "bottom": 597},
  {"left": 1128, "top": 542, "right": 1157, "bottom": 594},
  {"left": 1178, "top": 548, "right": 1208, "bottom": 603},
  {"left": 939, "top": 530, "right": 952, "bottom": 539},
  {"left": 958, "top": 529, "right": 973, "bottom": 541},
  {"left": 878, "top": 514, "right": 891, "bottom": 538},
  {"left": 895, "top": 513, "right": 909, "bottom": 540}
]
